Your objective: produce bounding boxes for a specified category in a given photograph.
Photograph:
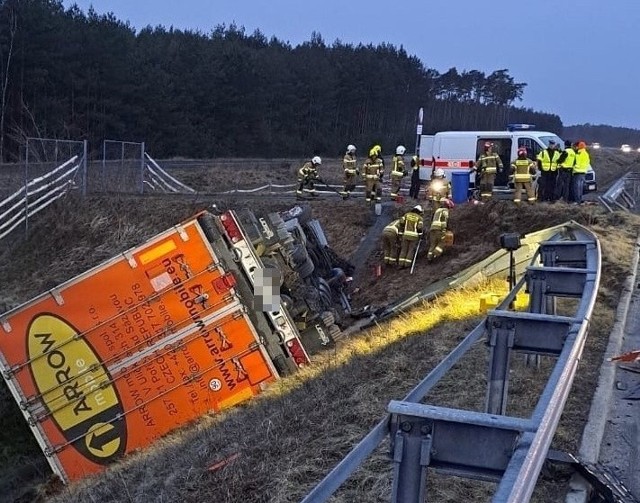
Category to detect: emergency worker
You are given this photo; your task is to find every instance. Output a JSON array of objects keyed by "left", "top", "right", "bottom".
[
  {"left": 475, "top": 142, "right": 503, "bottom": 202},
  {"left": 297, "top": 156, "right": 321, "bottom": 196},
  {"left": 427, "top": 199, "right": 453, "bottom": 261},
  {"left": 409, "top": 155, "right": 421, "bottom": 199},
  {"left": 372, "top": 144, "right": 385, "bottom": 182},
  {"left": 381, "top": 218, "right": 403, "bottom": 265},
  {"left": 555, "top": 140, "right": 576, "bottom": 202},
  {"left": 362, "top": 146, "right": 384, "bottom": 203},
  {"left": 536, "top": 140, "right": 560, "bottom": 202},
  {"left": 398, "top": 205, "right": 424, "bottom": 268},
  {"left": 426, "top": 168, "right": 452, "bottom": 210},
  {"left": 390, "top": 145, "right": 407, "bottom": 200},
  {"left": 510, "top": 148, "right": 536, "bottom": 204},
  {"left": 341, "top": 144, "right": 358, "bottom": 198},
  {"left": 572, "top": 141, "right": 590, "bottom": 204}
]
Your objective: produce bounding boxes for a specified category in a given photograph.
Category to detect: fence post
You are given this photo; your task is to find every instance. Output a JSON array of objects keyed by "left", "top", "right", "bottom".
[
  {"left": 24, "top": 138, "right": 29, "bottom": 236},
  {"left": 140, "top": 141, "right": 145, "bottom": 194},
  {"left": 102, "top": 140, "right": 106, "bottom": 183},
  {"left": 82, "top": 139, "right": 88, "bottom": 197}
]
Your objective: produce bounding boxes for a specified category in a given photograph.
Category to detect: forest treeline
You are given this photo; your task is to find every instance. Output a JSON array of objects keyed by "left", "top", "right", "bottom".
[
  {"left": 0, "top": 0, "right": 568, "bottom": 161},
  {"left": 564, "top": 124, "right": 640, "bottom": 148}
]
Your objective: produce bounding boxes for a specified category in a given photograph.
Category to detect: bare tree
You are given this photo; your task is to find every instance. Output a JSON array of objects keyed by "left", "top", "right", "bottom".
[{"left": 0, "top": 4, "right": 17, "bottom": 162}]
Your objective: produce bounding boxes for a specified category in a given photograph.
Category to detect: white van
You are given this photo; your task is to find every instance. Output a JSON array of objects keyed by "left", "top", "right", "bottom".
[{"left": 418, "top": 125, "right": 597, "bottom": 194}]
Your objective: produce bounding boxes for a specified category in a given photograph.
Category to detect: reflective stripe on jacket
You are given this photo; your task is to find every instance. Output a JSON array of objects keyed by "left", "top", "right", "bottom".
[
  {"left": 430, "top": 208, "right": 449, "bottom": 231},
  {"left": 391, "top": 155, "right": 405, "bottom": 177},
  {"left": 477, "top": 153, "right": 502, "bottom": 174},
  {"left": 537, "top": 149, "right": 560, "bottom": 172},
  {"left": 343, "top": 154, "right": 357, "bottom": 174},
  {"left": 511, "top": 158, "right": 534, "bottom": 182},
  {"left": 401, "top": 212, "right": 423, "bottom": 238}
]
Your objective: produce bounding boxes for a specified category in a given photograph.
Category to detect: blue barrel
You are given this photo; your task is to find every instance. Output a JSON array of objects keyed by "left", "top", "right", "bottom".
[{"left": 451, "top": 171, "right": 471, "bottom": 204}]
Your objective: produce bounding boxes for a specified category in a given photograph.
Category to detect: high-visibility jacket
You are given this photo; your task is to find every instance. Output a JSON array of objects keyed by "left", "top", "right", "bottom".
[
  {"left": 391, "top": 155, "right": 406, "bottom": 177},
  {"left": 362, "top": 156, "right": 383, "bottom": 180},
  {"left": 343, "top": 153, "right": 357, "bottom": 175},
  {"left": 573, "top": 149, "right": 591, "bottom": 174},
  {"left": 430, "top": 208, "right": 449, "bottom": 231},
  {"left": 476, "top": 152, "right": 503, "bottom": 174},
  {"left": 559, "top": 147, "right": 576, "bottom": 169},
  {"left": 537, "top": 149, "right": 560, "bottom": 172},
  {"left": 400, "top": 211, "right": 423, "bottom": 238},
  {"left": 511, "top": 158, "right": 534, "bottom": 182},
  {"left": 411, "top": 155, "right": 419, "bottom": 172},
  {"left": 383, "top": 219, "right": 402, "bottom": 236}
]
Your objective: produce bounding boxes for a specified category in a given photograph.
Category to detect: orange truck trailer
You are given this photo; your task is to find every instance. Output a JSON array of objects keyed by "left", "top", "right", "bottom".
[{"left": 0, "top": 207, "right": 352, "bottom": 483}]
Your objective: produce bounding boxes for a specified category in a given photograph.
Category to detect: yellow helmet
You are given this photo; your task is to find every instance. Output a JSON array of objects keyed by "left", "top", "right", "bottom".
[
  {"left": 369, "top": 147, "right": 378, "bottom": 157},
  {"left": 373, "top": 144, "right": 382, "bottom": 155}
]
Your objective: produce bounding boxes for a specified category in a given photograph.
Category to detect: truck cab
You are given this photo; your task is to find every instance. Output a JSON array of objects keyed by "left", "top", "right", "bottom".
[{"left": 418, "top": 125, "right": 597, "bottom": 195}]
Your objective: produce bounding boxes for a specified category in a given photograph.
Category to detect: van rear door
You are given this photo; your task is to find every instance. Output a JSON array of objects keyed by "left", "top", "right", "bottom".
[{"left": 476, "top": 136, "right": 512, "bottom": 187}]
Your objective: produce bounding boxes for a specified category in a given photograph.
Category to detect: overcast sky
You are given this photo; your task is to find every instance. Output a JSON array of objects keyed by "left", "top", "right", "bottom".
[{"left": 63, "top": 0, "right": 640, "bottom": 129}]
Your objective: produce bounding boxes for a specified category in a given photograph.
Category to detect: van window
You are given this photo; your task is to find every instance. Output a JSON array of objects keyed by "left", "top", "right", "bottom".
[
  {"left": 476, "top": 138, "right": 512, "bottom": 186},
  {"left": 518, "top": 138, "right": 543, "bottom": 159}
]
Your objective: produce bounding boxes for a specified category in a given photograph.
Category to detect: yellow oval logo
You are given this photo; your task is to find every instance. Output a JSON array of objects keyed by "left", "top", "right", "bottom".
[{"left": 27, "top": 314, "right": 126, "bottom": 464}]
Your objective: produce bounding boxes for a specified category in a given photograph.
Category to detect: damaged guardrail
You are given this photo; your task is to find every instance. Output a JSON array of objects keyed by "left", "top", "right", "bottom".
[
  {"left": 599, "top": 171, "right": 640, "bottom": 212},
  {"left": 303, "top": 221, "right": 601, "bottom": 503}
]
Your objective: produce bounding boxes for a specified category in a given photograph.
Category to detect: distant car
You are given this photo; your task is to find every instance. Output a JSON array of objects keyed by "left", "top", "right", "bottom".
[
  {"left": 621, "top": 144, "right": 632, "bottom": 153},
  {"left": 592, "top": 142, "right": 601, "bottom": 149}
]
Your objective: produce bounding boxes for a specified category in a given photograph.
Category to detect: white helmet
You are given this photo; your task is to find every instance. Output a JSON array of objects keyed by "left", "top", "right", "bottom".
[
  {"left": 346, "top": 144, "right": 356, "bottom": 154},
  {"left": 434, "top": 168, "right": 445, "bottom": 178},
  {"left": 396, "top": 145, "right": 406, "bottom": 155},
  {"left": 311, "top": 156, "right": 322, "bottom": 165},
  {"left": 413, "top": 204, "right": 423, "bottom": 213}
]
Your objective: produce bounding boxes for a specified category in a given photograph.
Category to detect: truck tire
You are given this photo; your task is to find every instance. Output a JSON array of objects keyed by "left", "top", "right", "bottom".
[{"left": 296, "top": 256, "right": 315, "bottom": 279}]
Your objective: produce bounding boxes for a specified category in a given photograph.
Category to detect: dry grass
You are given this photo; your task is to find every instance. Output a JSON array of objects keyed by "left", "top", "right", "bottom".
[{"left": 0, "top": 149, "right": 638, "bottom": 502}]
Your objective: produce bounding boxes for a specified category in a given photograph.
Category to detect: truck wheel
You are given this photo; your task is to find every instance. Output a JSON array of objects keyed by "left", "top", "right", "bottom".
[{"left": 296, "top": 256, "right": 315, "bottom": 278}]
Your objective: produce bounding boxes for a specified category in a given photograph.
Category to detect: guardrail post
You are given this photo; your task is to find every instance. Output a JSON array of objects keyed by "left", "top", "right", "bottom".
[
  {"left": 140, "top": 141, "right": 145, "bottom": 194},
  {"left": 485, "top": 320, "right": 514, "bottom": 415},
  {"left": 82, "top": 139, "right": 88, "bottom": 197},
  {"left": 390, "top": 423, "right": 432, "bottom": 503}
]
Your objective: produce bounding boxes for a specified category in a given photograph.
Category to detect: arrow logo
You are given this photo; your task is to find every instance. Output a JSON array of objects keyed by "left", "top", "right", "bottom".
[{"left": 85, "top": 422, "right": 121, "bottom": 457}]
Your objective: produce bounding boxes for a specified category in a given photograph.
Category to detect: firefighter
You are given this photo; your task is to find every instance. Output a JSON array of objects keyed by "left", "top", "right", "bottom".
[
  {"left": 555, "top": 140, "right": 576, "bottom": 202},
  {"left": 390, "top": 145, "right": 407, "bottom": 201},
  {"left": 373, "top": 144, "right": 385, "bottom": 181},
  {"left": 296, "top": 156, "right": 321, "bottom": 197},
  {"left": 381, "top": 218, "right": 403, "bottom": 265},
  {"left": 409, "top": 155, "right": 421, "bottom": 199},
  {"left": 510, "top": 147, "right": 537, "bottom": 204},
  {"left": 536, "top": 140, "right": 560, "bottom": 202},
  {"left": 427, "top": 199, "right": 453, "bottom": 261},
  {"left": 341, "top": 144, "right": 358, "bottom": 198},
  {"left": 398, "top": 205, "right": 424, "bottom": 268},
  {"left": 362, "top": 146, "right": 384, "bottom": 204},
  {"left": 475, "top": 142, "right": 503, "bottom": 202},
  {"left": 426, "top": 168, "right": 452, "bottom": 210},
  {"left": 572, "top": 141, "right": 591, "bottom": 205}
]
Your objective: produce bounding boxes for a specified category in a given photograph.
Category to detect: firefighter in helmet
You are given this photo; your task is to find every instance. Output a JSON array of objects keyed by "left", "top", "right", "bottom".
[
  {"left": 381, "top": 218, "right": 403, "bottom": 266},
  {"left": 475, "top": 142, "right": 503, "bottom": 202},
  {"left": 511, "top": 147, "right": 537, "bottom": 204},
  {"left": 426, "top": 168, "right": 452, "bottom": 210},
  {"left": 341, "top": 144, "right": 358, "bottom": 198},
  {"left": 362, "top": 146, "right": 384, "bottom": 204},
  {"left": 398, "top": 205, "right": 424, "bottom": 268},
  {"left": 297, "top": 156, "right": 321, "bottom": 197},
  {"left": 390, "top": 145, "right": 407, "bottom": 201},
  {"left": 427, "top": 198, "right": 454, "bottom": 261}
]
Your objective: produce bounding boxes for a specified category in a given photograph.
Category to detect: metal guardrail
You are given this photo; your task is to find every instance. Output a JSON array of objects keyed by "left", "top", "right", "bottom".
[
  {"left": 303, "top": 221, "right": 601, "bottom": 503},
  {"left": 599, "top": 171, "right": 640, "bottom": 212}
]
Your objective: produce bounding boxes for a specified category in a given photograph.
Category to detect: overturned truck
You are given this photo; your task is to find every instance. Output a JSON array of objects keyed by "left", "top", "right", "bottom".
[{"left": 0, "top": 205, "right": 353, "bottom": 483}]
